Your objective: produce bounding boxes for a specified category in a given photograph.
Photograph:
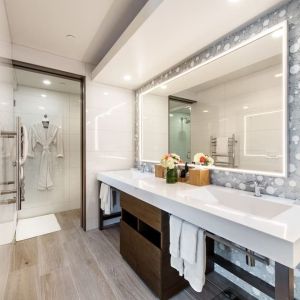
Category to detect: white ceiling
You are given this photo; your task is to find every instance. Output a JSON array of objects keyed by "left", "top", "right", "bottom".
[
  {"left": 5, "top": 0, "right": 147, "bottom": 64},
  {"left": 15, "top": 69, "right": 81, "bottom": 94},
  {"left": 92, "top": 0, "right": 285, "bottom": 90}
]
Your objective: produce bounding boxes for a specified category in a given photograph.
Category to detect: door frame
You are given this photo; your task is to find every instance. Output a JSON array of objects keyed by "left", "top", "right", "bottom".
[{"left": 12, "top": 60, "right": 87, "bottom": 230}]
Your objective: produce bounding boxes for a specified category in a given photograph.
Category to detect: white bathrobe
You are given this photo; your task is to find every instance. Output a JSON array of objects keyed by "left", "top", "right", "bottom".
[{"left": 28, "top": 123, "right": 63, "bottom": 190}]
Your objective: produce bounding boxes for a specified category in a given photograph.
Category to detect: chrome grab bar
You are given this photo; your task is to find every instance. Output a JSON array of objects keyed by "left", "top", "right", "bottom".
[
  {"left": 0, "top": 189, "right": 17, "bottom": 195},
  {"left": 0, "top": 197, "right": 16, "bottom": 205}
]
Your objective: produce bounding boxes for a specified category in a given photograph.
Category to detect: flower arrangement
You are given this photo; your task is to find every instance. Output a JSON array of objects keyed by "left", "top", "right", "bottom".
[
  {"left": 193, "top": 153, "right": 214, "bottom": 166},
  {"left": 160, "top": 153, "right": 181, "bottom": 170}
]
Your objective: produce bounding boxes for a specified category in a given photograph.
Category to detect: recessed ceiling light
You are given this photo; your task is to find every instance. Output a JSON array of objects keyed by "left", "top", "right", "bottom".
[
  {"left": 169, "top": 113, "right": 174, "bottom": 117},
  {"left": 103, "top": 92, "right": 109, "bottom": 96},
  {"left": 243, "top": 105, "right": 249, "bottom": 110},
  {"left": 38, "top": 106, "right": 45, "bottom": 110},
  {"left": 161, "top": 85, "right": 167, "bottom": 90},
  {"left": 272, "top": 29, "right": 283, "bottom": 39},
  {"left": 274, "top": 73, "right": 282, "bottom": 78},
  {"left": 43, "top": 79, "right": 51, "bottom": 85},
  {"left": 203, "top": 110, "right": 208, "bottom": 113},
  {"left": 41, "top": 94, "right": 47, "bottom": 98},
  {"left": 228, "top": 0, "right": 239, "bottom": 3},
  {"left": 66, "top": 34, "right": 76, "bottom": 39},
  {"left": 123, "top": 75, "right": 131, "bottom": 81}
]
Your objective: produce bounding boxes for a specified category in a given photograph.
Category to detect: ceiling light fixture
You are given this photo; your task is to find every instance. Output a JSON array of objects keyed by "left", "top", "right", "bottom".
[
  {"left": 274, "top": 73, "right": 282, "bottom": 78},
  {"left": 228, "top": 0, "right": 239, "bottom": 2},
  {"left": 169, "top": 113, "right": 174, "bottom": 117},
  {"left": 66, "top": 34, "right": 76, "bottom": 39},
  {"left": 103, "top": 92, "right": 109, "bottom": 96},
  {"left": 243, "top": 105, "right": 249, "bottom": 110},
  {"left": 43, "top": 79, "right": 51, "bottom": 85},
  {"left": 123, "top": 75, "right": 131, "bottom": 81},
  {"left": 161, "top": 85, "right": 167, "bottom": 90},
  {"left": 203, "top": 110, "right": 208, "bottom": 113},
  {"left": 41, "top": 94, "right": 47, "bottom": 98}
]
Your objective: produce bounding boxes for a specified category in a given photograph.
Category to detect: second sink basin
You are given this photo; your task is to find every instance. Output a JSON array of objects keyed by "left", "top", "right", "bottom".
[{"left": 182, "top": 187, "right": 291, "bottom": 219}]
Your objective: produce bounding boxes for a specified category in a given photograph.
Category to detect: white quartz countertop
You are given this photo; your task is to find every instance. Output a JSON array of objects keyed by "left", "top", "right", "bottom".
[{"left": 97, "top": 169, "right": 300, "bottom": 268}]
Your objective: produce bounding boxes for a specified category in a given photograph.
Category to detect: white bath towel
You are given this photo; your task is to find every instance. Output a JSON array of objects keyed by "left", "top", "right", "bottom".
[
  {"left": 217, "top": 156, "right": 229, "bottom": 164},
  {"left": 216, "top": 137, "right": 229, "bottom": 156},
  {"left": 99, "top": 183, "right": 111, "bottom": 215},
  {"left": 180, "top": 221, "right": 198, "bottom": 264},
  {"left": 171, "top": 256, "right": 184, "bottom": 276},
  {"left": 169, "top": 215, "right": 183, "bottom": 257},
  {"left": 183, "top": 229, "right": 206, "bottom": 292}
]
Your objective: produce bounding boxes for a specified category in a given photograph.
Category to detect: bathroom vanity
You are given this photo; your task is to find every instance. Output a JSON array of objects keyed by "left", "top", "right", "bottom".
[
  {"left": 120, "top": 192, "right": 187, "bottom": 299},
  {"left": 98, "top": 169, "right": 300, "bottom": 300}
]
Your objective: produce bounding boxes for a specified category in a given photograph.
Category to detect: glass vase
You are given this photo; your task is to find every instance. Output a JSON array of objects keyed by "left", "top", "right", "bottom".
[{"left": 166, "top": 167, "right": 178, "bottom": 184}]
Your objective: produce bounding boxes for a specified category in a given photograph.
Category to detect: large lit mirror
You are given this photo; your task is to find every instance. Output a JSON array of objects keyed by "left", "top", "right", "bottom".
[{"left": 140, "top": 22, "right": 287, "bottom": 176}]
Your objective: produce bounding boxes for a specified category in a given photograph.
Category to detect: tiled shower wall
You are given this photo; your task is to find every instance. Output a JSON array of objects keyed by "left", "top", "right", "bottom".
[
  {"left": 135, "top": 0, "right": 300, "bottom": 298},
  {"left": 0, "top": 0, "right": 16, "bottom": 247}
]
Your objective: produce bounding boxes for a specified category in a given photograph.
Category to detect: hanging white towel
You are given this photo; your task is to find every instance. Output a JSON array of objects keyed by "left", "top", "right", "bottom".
[
  {"left": 216, "top": 137, "right": 228, "bottom": 156},
  {"left": 171, "top": 256, "right": 184, "bottom": 276},
  {"left": 169, "top": 215, "right": 183, "bottom": 258},
  {"left": 217, "top": 156, "right": 229, "bottom": 164},
  {"left": 180, "top": 221, "right": 198, "bottom": 264},
  {"left": 183, "top": 229, "right": 206, "bottom": 292},
  {"left": 99, "top": 183, "right": 111, "bottom": 215}
]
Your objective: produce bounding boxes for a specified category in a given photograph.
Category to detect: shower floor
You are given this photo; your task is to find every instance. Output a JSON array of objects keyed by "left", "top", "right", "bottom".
[{"left": 16, "top": 214, "right": 61, "bottom": 241}]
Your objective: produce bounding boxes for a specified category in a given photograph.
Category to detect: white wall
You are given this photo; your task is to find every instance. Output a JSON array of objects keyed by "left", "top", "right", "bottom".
[
  {"left": 86, "top": 81, "right": 134, "bottom": 230},
  {"left": 0, "top": 0, "right": 16, "bottom": 248},
  {"left": 191, "top": 64, "right": 283, "bottom": 172},
  {"left": 141, "top": 93, "right": 168, "bottom": 161},
  {"left": 14, "top": 86, "right": 81, "bottom": 218}
]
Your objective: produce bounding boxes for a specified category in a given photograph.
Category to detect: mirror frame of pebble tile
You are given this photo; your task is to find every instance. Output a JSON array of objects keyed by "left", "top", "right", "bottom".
[{"left": 138, "top": 21, "right": 288, "bottom": 178}]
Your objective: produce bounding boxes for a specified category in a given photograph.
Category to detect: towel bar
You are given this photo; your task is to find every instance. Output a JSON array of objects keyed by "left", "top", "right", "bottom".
[{"left": 205, "top": 232, "right": 270, "bottom": 265}]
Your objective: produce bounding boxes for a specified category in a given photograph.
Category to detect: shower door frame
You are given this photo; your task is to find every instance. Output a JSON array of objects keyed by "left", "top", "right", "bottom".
[{"left": 12, "top": 60, "right": 87, "bottom": 230}]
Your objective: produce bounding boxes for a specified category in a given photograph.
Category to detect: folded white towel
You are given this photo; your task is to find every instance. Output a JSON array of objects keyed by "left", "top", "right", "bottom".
[
  {"left": 171, "top": 256, "right": 184, "bottom": 276},
  {"left": 99, "top": 183, "right": 111, "bottom": 215},
  {"left": 180, "top": 221, "right": 198, "bottom": 264},
  {"left": 216, "top": 137, "right": 229, "bottom": 156},
  {"left": 169, "top": 215, "right": 183, "bottom": 258},
  {"left": 184, "top": 229, "right": 206, "bottom": 292}
]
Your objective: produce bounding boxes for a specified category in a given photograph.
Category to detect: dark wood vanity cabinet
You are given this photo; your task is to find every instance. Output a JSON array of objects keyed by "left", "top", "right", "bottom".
[{"left": 120, "top": 192, "right": 187, "bottom": 299}]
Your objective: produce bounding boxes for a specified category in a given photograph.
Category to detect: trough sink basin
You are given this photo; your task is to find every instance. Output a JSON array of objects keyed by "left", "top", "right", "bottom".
[{"left": 182, "top": 187, "right": 291, "bottom": 219}]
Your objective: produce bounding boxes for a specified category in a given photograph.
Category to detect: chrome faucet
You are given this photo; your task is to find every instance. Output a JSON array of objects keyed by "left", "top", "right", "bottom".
[
  {"left": 245, "top": 180, "right": 265, "bottom": 197},
  {"left": 140, "top": 163, "right": 146, "bottom": 173}
]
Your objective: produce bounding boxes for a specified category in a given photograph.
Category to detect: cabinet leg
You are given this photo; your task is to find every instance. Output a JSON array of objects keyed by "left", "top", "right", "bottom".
[
  {"left": 206, "top": 236, "right": 214, "bottom": 274},
  {"left": 275, "top": 262, "right": 294, "bottom": 300}
]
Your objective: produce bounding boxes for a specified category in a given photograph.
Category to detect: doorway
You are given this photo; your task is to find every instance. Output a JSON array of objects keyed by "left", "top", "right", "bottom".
[{"left": 12, "top": 61, "right": 86, "bottom": 238}]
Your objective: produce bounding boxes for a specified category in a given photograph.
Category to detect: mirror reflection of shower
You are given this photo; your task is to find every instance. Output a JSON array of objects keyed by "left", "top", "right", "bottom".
[{"left": 169, "top": 98, "right": 193, "bottom": 162}]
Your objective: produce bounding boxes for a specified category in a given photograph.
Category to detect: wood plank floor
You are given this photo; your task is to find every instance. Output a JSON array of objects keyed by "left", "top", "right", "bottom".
[{"left": 0, "top": 210, "right": 255, "bottom": 300}]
